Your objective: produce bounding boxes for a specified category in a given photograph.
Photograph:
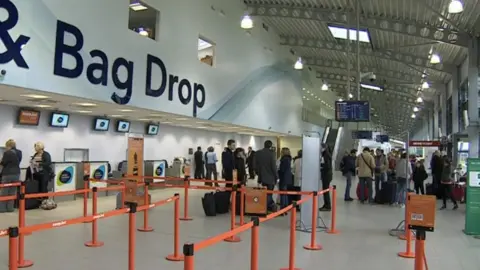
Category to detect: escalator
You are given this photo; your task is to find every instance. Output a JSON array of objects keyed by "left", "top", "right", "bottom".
[{"left": 324, "top": 128, "right": 339, "bottom": 153}]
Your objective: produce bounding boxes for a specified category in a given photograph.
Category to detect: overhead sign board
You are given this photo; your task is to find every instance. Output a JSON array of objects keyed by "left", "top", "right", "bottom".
[
  {"left": 335, "top": 101, "right": 370, "bottom": 122},
  {"left": 408, "top": 141, "right": 441, "bottom": 147}
]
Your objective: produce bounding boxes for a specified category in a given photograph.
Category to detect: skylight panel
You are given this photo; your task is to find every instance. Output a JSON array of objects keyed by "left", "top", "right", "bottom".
[{"left": 328, "top": 26, "right": 370, "bottom": 43}]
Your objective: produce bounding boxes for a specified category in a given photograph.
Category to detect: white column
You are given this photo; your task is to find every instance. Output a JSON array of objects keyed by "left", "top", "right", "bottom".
[{"left": 467, "top": 38, "right": 479, "bottom": 158}]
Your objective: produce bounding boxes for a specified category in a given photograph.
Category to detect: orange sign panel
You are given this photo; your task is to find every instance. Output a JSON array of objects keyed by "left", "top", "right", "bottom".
[
  {"left": 245, "top": 188, "right": 267, "bottom": 216},
  {"left": 407, "top": 194, "right": 436, "bottom": 230}
]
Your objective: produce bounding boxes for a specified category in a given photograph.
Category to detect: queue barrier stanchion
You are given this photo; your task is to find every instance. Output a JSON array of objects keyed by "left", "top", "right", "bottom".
[
  {"left": 138, "top": 181, "right": 154, "bottom": 232},
  {"left": 303, "top": 191, "right": 322, "bottom": 250},
  {"left": 250, "top": 217, "right": 260, "bottom": 270},
  {"left": 17, "top": 183, "right": 33, "bottom": 268},
  {"left": 183, "top": 243, "right": 195, "bottom": 270},
  {"left": 85, "top": 187, "right": 104, "bottom": 247},
  {"left": 83, "top": 179, "right": 89, "bottom": 222},
  {"left": 179, "top": 177, "right": 193, "bottom": 221},
  {"left": 280, "top": 201, "right": 301, "bottom": 270},
  {"left": 224, "top": 185, "right": 241, "bottom": 243},
  {"left": 414, "top": 230, "right": 428, "bottom": 270},
  {"left": 166, "top": 193, "right": 184, "bottom": 261},
  {"left": 327, "top": 185, "right": 339, "bottom": 234},
  {"left": 398, "top": 192, "right": 415, "bottom": 259},
  {"left": 236, "top": 187, "right": 245, "bottom": 226},
  {"left": 126, "top": 202, "right": 137, "bottom": 270},
  {"left": 9, "top": 227, "right": 19, "bottom": 270}
]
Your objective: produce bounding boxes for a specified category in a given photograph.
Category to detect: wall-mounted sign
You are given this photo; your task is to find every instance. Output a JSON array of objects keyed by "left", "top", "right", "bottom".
[{"left": 408, "top": 141, "right": 441, "bottom": 147}]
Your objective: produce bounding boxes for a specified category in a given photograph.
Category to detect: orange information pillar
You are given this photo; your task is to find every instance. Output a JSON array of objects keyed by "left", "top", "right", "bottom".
[
  {"left": 85, "top": 187, "right": 104, "bottom": 247},
  {"left": 17, "top": 183, "right": 33, "bottom": 268},
  {"left": 138, "top": 182, "right": 153, "bottom": 232},
  {"left": 183, "top": 243, "right": 195, "bottom": 270},
  {"left": 327, "top": 186, "right": 339, "bottom": 234},
  {"left": 280, "top": 202, "right": 301, "bottom": 270},
  {"left": 304, "top": 191, "right": 322, "bottom": 250},
  {"left": 9, "top": 227, "right": 19, "bottom": 270},
  {"left": 179, "top": 177, "right": 193, "bottom": 221}
]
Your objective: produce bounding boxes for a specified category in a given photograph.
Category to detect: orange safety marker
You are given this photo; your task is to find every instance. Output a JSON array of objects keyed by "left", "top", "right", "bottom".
[
  {"left": 166, "top": 194, "right": 184, "bottom": 261},
  {"left": 280, "top": 202, "right": 301, "bottom": 270},
  {"left": 327, "top": 185, "right": 339, "bottom": 234},
  {"left": 17, "top": 183, "right": 33, "bottom": 268},
  {"left": 224, "top": 186, "right": 241, "bottom": 243},
  {"left": 303, "top": 191, "right": 322, "bottom": 250},
  {"left": 183, "top": 243, "right": 195, "bottom": 270},
  {"left": 398, "top": 193, "right": 415, "bottom": 259},
  {"left": 250, "top": 217, "right": 260, "bottom": 270},
  {"left": 127, "top": 202, "right": 137, "bottom": 270},
  {"left": 179, "top": 177, "right": 193, "bottom": 221},
  {"left": 85, "top": 187, "right": 104, "bottom": 247},
  {"left": 138, "top": 182, "right": 154, "bottom": 232},
  {"left": 83, "top": 179, "right": 89, "bottom": 222},
  {"left": 9, "top": 227, "right": 19, "bottom": 270},
  {"left": 236, "top": 187, "right": 245, "bottom": 226}
]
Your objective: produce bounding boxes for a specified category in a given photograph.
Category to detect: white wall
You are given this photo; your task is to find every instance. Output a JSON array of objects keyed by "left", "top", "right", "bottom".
[
  {"left": 279, "top": 136, "right": 302, "bottom": 156},
  {"left": 0, "top": 105, "right": 271, "bottom": 168},
  {"left": 2, "top": 0, "right": 317, "bottom": 135}
]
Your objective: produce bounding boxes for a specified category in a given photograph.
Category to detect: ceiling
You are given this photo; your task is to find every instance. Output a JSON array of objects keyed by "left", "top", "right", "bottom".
[
  {"left": 244, "top": 0, "right": 480, "bottom": 137},
  {"left": 0, "top": 85, "right": 285, "bottom": 138}
]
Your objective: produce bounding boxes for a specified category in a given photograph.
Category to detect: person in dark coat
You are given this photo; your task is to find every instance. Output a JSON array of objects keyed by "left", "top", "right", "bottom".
[
  {"left": 340, "top": 149, "right": 357, "bottom": 201},
  {"left": 412, "top": 160, "right": 428, "bottom": 195},
  {"left": 255, "top": 140, "right": 278, "bottom": 211},
  {"left": 193, "top": 146, "right": 204, "bottom": 179},
  {"left": 430, "top": 151, "right": 443, "bottom": 193},
  {"left": 278, "top": 148, "right": 293, "bottom": 209},
  {"left": 0, "top": 139, "right": 21, "bottom": 212},
  {"left": 246, "top": 147, "right": 256, "bottom": 179},
  {"left": 31, "top": 142, "right": 52, "bottom": 194},
  {"left": 320, "top": 143, "right": 333, "bottom": 211},
  {"left": 234, "top": 148, "right": 247, "bottom": 186},
  {"left": 222, "top": 140, "right": 236, "bottom": 188}
]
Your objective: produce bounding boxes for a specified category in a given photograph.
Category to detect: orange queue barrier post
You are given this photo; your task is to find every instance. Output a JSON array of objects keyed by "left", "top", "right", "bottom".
[
  {"left": 138, "top": 182, "right": 154, "bottom": 232},
  {"left": 17, "top": 182, "right": 32, "bottom": 268},
  {"left": 280, "top": 201, "right": 301, "bottom": 270},
  {"left": 9, "top": 227, "right": 19, "bottom": 270},
  {"left": 85, "top": 187, "right": 104, "bottom": 247},
  {"left": 250, "top": 217, "right": 260, "bottom": 270},
  {"left": 224, "top": 186, "right": 241, "bottom": 243},
  {"left": 414, "top": 230, "right": 428, "bottom": 270},
  {"left": 180, "top": 177, "right": 193, "bottom": 221},
  {"left": 327, "top": 185, "right": 339, "bottom": 234},
  {"left": 166, "top": 193, "right": 184, "bottom": 261},
  {"left": 236, "top": 187, "right": 245, "bottom": 226},
  {"left": 398, "top": 192, "right": 415, "bottom": 259},
  {"left": 83, "top": 179, "right": 89, "bottom": 222},
  {"left": 126, "top": 202, "right": 137, "bottom": 270},
  {"left": 303, "top": 191, "right": 322, "bottom": 251}
]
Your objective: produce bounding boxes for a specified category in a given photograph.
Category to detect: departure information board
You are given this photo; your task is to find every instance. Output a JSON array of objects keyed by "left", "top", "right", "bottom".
[{"left": 335, "top": 101, "right": 370, "bottom": 122}]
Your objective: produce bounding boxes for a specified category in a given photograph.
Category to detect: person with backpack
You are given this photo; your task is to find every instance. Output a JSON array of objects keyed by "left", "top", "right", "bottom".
[
  {"left": 440, "top": 158, "right": 458, "bottom": 210},
  {"left": 356, "top": 147, "right": 375, "bottom": 204},
  {"left": 412, "top": 160, "right": 428, "bottom": 195},
  {"left": 0, "top": 139, "right": 22, "bottom": 212}
]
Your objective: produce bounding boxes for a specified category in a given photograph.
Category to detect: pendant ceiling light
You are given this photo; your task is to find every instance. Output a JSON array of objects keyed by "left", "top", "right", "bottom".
[
  {"left": 240, "top": 15, "right": 253, "bottom": 29},
  {"left": 321, "top": 83, "right": 328, "bottom": 91},
  {"left": 416, "top": 97, "right": 424, "bottom": 103},
  {"left": 294, "top": 57, "right": 303, "bottom": 70},
  {"left": 413, "top": 107, "right": 419, "bottom": 112},
  {"left": 411, "top": 113, "right": 416, "bottom": 119},
  {"left": 448, "top": 0, "right": 464, "bottom": 14},
  {"left": 422, "top": 82, "right": 430, "bottom": 89},
  {"left": 430, "top": 53, "right": 441, "bottom": 64}
]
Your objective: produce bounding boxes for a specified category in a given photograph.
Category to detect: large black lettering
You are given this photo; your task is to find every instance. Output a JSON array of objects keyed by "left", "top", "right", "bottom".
[
  {"left": 168, "top": 74, "right": 178, "bottom": 101},
  {"left": 145, "top": 54, "right": 167, "bottom": 97},
  {"left": 53, "top": 20, "right": 84, "bottom": 78},
  {"left": 111, "top": 58, "right": 134, "bottom": 105},
  {"left": 178, "top": 79, "right": 192, "bottom": 105},
  {"left": 193, "top": 83, "right": 206, "bottom": 117},
  {"left": 86, "top": 50, "right": 108, "bottom": 85}
]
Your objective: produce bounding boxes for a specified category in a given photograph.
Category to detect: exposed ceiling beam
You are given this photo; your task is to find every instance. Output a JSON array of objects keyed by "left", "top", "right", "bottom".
[
  {"left": 303, "top": 57, "right": 446, "bottom": 83},
  {"left": 246, "top": 3, "right": 469, "bottom": 47},
  {"left": 315, "top": 67, "right": 420, "bottom": 85},
  {"left": 324, "top": 81, "right": 419, "bottom": 101},
  {"left": 281, "top": 36, "right": 456, "bottom": 74}
]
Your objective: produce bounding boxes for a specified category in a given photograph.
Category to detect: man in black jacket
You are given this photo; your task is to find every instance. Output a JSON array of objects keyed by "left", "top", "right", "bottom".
[
  {"left": 193, "top": 146, "right": 204, "bottom": 179},
  {"left": 222, "top": 140, "right": 236, "bottom": 187},
  {"left": 246, "top": 147, "right": 256, "bottom": 179},
  {"left": 340, "top": 149, "right": 357, "bottom": 201},
  {"left": 320, "top": 143, "right": 333, "bottom": 211},
  {"left": 255, "top": 140, "right": 278, "bottom": 211}
]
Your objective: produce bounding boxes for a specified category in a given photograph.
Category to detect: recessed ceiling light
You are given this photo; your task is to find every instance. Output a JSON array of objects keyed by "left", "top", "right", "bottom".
[
  {"left": 162, "top": 121, "right": 172, "bottom": 124},
  {"left": 176, "top": 118, "right": 188, "bottom": 120},
  {"left": 129, "top": 2, "right": 148, "bottom": 11},
  {"left": 110, "top": 115, "right": 124, "bottom": 117},
  {"left": 35, "top": 104, "right": 52, "bottom": 108},
  {"left": 21, "top": 94, "right": 49, "bottom": 99},
  {"left": 197, "top": 126, "right": 208, "bottom": 129},
  {"left": 150, "top": 113, "right": 164, "bottom": 117},
  {"left": 73, "top": 102, "right": 97, "bottom": 107},
  {"left": 119, "top": 109, "right": 134, "bottom": 112},
  {"left": 77, "top": 110, "right": 92, "bottom": 113},
  {"left": 138, "top": 118, "right": 151, "bottom": 121}
]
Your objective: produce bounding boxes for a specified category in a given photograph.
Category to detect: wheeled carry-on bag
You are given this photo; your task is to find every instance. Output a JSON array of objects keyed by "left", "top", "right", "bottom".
[
  {"left": 214, "top": 191, "right": 231, "bottom": 214},
  {"left": 202, "top": 192, "right": 216, "bottom": 216},
  {"left": 25, "top": 180, "right": 41, "bottom": 210}
]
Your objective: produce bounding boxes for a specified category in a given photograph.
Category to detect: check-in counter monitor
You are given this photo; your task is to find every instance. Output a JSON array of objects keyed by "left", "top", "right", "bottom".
[{"left": 52, "top": 162, "right": 78, "bottom": 202}]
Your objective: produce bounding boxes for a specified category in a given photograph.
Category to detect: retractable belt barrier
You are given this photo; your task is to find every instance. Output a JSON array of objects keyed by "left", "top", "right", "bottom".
[{"left": 183, "top": 186, "right": 337, "bottom": 270}]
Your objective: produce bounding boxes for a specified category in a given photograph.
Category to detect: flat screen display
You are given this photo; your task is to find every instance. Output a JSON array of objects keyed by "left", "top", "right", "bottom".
[
  {"left": 352, "top": 130, "right": 373, "bottom": 140},
  {"left": 146, "top": 124, "right": 159, "bottom": 135},
  {"left": 116, "top": 120, "right": 130, "bottom": 133},
  {"left": 50, "top": 112, "right": 69, "bottom": 128},
  {"left": 335, "top": 101, "right": 370, "bottom": 122},
  {"left": 376, "top": 135, "right": 389, "bottom": 143},
  {"left": 17, "top": 109, "right": 40, "bottom": 126},
  {"left": 93, "top": 118, "right": 110, "bottom": 131},
  {"left": 458, "top": 142, "right": 469, "bottom": 152}
]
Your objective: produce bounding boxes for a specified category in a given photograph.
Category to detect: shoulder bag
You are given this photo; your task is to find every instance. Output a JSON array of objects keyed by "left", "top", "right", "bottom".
[{"left": 360, "top": 154, "right": 374, "bottom": 177}]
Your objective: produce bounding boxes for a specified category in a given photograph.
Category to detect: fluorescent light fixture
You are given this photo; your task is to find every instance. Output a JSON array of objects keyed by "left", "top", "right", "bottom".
[
  {"left": 110, "top": 115, "right": 124, "bottom": 118},
  {"left": 129, "top": 1, "right": 148, "bottom": 11},
  {"left": 198, "top": 39, "right": 213, "bottom": 50},
  {"left": 421, "top": 82, "right": 429, "bottom": 89},
  {"left": 73, "top": 102, "right": 97, "bottom": 107},
  {"left": 35, "top": 104, "right": 52, "bottom": 108},
  {"left": 175, "top": 118, "right": 188, "bottom": 121},
  {"left": 197, "top": 126, "right": 208, "bottom": 129},
  {"left": 294, "top": 57, "right": 303, "bottom": 70},
  {"left": 149, "top": 113, "right": 164, "bottom": 117},
  {"left": 240, "top": 15, "right": 253, "bottom": 29},
  {"left": 416, "top": 97, "right": 424, "bottom": 103},
  {"left": 328, "top": 25, "right": 370, "bottom": 43},
  {"left": 119, "top": 109, "right": 134, "bottom": 112},
  {"left": 448, "top": 0, "right": 464, "bottom": 13},
  {"left": 138, "top": 28, "right": 149, "bottom": 36},
  {"left": 430, "top": 53, "right": 441, "bottom": 64},
  {"left": 338, "top": 98, "right": 344, "bottom": 102},
  {"left": 411, "top": 113, "right": 416, "bottom": 118},
  {"left": 348, "top": 93, "right": 353, "bottom": 98},
  {"left": 138, "top": 118, "right": 151, "bottom": 121},
  {"left": 21, "top": 94, "right": 49, "bottom": 99},
  {"left": 77, "top": 110, "right": 92, "bottom": 113},
  {"left": 413, "top": 107, "right": 419, "bottom": 112},
  {"left": 321, "top": 83, "right": 328, "bottom": 91},
  {"left": 360, "top": 83, "right": 384, "bottom": 91}
]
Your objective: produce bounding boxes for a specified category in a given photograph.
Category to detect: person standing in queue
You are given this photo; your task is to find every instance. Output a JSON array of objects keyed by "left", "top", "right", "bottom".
[
  {"left": 234, "top": 148, "right": 247, "bottom": 186},
  {"left": 246, "top": 146, "right": 256, "bottom": 179},
  {"left": 222, "top": 140, "right": 236, "bottom": 188},
  {"left": 0, "top": 139, "right": 22, "bottom": 213},
  {"left": 255, "top": 140, "right": 278, "bottom": 212},
  {"left": 31, "top": 142, "right": 52, "bottom": 194},
  {"left": 278, "top": 147, "right": 293, "bottom": 210},
  {"left": 356, "top": 147, "right": 376, "bottom": 204},
  {"left": 320, "top": 143, "right": 333, "bottom": 211},
  {"left": 440, "top": 158, "right": 458, "bottom": 210},
  {"left": 205, "top": 146, "right": 219, "bottom": 187},
  {"left": 193, "top": 146, "right": 204, "bottom": 179},
  {"left": 340, "top": 149, "right": 357, "bottom": 201}
]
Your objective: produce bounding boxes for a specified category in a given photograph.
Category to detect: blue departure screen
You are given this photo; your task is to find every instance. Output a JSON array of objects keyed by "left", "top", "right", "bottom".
[
  {"left": 335, "top": 101, "right": 370, "bottom": 122},
  {"left": 352, "top": 131, "right": 373, "bottom": 140}
]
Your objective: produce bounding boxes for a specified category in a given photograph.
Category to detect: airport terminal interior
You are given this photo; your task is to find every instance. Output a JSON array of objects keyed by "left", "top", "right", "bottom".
[{"left": 1, "top": 0, "right": 480, "bottom": 269}]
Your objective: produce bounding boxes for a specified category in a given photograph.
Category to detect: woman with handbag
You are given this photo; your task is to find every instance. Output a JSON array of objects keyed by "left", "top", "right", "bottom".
[{"left": 31, "top": 142, "right": 52, "bottom": 194}]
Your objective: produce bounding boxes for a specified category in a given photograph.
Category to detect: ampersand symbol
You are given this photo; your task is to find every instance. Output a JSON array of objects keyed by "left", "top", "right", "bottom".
[{"left": 0, "top": 0, "right": 30, "bottom": 69}]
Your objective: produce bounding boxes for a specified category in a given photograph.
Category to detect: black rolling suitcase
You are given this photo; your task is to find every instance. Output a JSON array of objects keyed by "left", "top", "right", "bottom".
[
  {"left": 235, "top": 191, "right": 245, "bottom": 215},
  {"left": 202, "top": 192, "right": 216, "bottom": 216},
  {"left": 214, "top": 191, "right": 231, "bottom": 214},
  {"left": 378, "top": 181, "right": 396, "bottom": 204},
  {"left": 24, "top": 180, "right": 41, "bottom": 210}
]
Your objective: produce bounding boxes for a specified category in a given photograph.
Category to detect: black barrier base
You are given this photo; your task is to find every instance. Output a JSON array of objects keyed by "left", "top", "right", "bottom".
[{"left": 296, "top": 215, "right": 328, "bottom": 233}]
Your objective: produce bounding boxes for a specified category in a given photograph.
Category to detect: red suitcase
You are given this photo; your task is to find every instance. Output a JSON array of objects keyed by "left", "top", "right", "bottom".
[{"left": 356, "top": 183, "right": 368, "bottom": 200}]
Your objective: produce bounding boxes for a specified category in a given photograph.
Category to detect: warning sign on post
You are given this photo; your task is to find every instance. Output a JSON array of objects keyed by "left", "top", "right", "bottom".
[{"left": 407, "top": 194, "right": 436, "bottom": 231}]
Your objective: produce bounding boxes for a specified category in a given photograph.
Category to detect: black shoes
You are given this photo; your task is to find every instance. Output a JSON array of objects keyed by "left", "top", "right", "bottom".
[
  {"left": 453, "top": 204, "right": 458, "bottom": 210},
  {"left": 440, "top": 204, "right": 459, "bottom": 210},
  {"left": 319, "top": 206, "right": 331, "bottom": 212},
  {"left": 344, "top": 198, "right": 354, "bottom": 202}
]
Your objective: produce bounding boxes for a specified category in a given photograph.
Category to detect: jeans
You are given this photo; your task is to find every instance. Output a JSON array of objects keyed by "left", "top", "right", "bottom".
[
  {"left": 205, "top": 164, "right": 218, "bottom": 186},
  {"left": 359, "top": 177, "right": 373, "bottom": 203},
  {"left": 0, "top": 175, "right": 20, "bottom": 212},
  {"left": 262, "top": 184, "right": 275, "bottom": 210},
  {"left": 279, "top": 185, "right": 289, "bottom": 209},
  {"left": 396, "top": 177, "right": 407, "bottom": 204},
  {"left": 344, "top": 172, "right": 353, "bottom": 199}
]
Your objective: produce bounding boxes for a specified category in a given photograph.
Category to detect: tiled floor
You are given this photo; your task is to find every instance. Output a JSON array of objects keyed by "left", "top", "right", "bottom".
[{"left": 0, "top": 174, "right": 478, "bottom": 270}]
